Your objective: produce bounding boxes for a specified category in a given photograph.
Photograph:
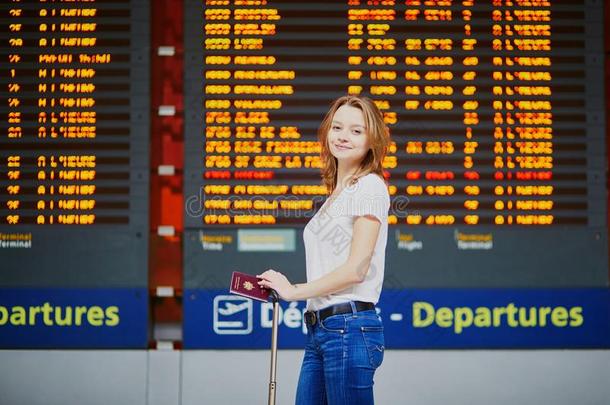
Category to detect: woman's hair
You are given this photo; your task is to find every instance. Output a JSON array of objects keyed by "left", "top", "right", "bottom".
[{"left": 318, "top": 95, "right": 391, "bottom": 194}]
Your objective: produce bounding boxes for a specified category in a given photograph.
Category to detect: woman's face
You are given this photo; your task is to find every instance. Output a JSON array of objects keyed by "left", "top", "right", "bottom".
[{"left": 327, "top": 104, "right": 371, "bottom": 164}]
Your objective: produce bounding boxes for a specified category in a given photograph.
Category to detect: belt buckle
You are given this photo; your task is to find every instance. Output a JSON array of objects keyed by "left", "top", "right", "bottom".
[{"left": 305, "top": 311, "right": 317, "bottom": 326}]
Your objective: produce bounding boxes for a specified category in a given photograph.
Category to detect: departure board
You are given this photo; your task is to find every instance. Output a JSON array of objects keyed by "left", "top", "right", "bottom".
[
  {"left": 0, "top": 0, "right": 149, "bottom": 286},
  {"left": 185, "top": 0, "right": 607, "bottom": 289}
]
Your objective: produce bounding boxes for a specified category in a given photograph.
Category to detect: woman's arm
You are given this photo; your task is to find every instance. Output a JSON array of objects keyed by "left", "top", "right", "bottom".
[{"left": 257, "top": 214, "right": 381, "bottom": 301}]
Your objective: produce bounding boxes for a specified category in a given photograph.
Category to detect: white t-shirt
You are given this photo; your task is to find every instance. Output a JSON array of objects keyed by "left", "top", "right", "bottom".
[{"left": 303, "top": 173, "right": 390, "bottom": 311}]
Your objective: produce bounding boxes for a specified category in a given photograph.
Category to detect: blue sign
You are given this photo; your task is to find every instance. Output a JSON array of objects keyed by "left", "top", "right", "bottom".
[
  {"left": 183, "top": 288, "right": 610, "bottom": 349},
  {"left": 0, "top": 288, "right": 148, "bottom": 348}
]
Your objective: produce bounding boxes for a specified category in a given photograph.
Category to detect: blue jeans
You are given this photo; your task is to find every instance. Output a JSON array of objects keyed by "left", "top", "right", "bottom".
[{"left": 295, "top": 304, "right": 385, "bottom": 405}]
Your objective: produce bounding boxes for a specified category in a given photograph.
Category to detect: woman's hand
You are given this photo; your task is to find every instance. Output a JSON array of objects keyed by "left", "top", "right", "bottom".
[{"left": 257, "top": 269, "right": 297, "bottom": 301}]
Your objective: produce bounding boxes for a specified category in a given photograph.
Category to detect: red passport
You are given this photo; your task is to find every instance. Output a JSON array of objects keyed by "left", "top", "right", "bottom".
[{"left": 230, "top": 271, "right": 271, "bottom": 302}]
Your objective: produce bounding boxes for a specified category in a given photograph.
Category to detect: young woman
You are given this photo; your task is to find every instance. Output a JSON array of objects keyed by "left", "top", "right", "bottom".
[{"left": 257, "top": 95, "right": 391, "bottom": 404}]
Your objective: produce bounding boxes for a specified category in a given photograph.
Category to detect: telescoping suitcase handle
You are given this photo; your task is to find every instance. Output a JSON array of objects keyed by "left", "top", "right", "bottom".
[{"left": 268, "top": 289, "right": 280, "bottom": 405}]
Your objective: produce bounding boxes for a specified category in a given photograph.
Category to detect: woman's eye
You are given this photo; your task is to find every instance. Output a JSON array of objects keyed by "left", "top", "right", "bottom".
[
  {"left": 332, "top": 126, "right": 341, "bottom": 131},
  {"left": 353, "top": 130, "right": 362, "bottom": 135}
]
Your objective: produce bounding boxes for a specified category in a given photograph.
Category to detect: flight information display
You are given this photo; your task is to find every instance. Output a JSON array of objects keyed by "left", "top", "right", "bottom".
[
  {"left": 0, "top": 0, "right": 149, "bottom": 286},
  {"left": 184, "top": 0, "right": 606, "bottom": 288}
]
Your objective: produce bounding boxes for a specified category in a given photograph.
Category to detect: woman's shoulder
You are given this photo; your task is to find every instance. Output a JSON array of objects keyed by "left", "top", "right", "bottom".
[
  {"left": 347, "top": 173, "right": 389, "bottom": 204},
  {"left": 341, "top": 173, "right": 390, "bottom": 219},
  {"left": 356, "top": 173, "right": 388, "bottom": 191},
  {"left": 365, "top": 172, "right": 386, "bottom": 183}
]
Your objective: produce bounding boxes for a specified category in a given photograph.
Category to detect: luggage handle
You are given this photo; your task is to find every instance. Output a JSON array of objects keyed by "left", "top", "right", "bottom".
[{"left": 268, "top": 289, "right": 280, "bottom": 405}]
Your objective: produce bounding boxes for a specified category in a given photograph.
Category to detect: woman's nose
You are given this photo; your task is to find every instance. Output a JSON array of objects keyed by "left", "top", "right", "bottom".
[{"left": 337, "top": 130, "right": 348, "bottom": 141}]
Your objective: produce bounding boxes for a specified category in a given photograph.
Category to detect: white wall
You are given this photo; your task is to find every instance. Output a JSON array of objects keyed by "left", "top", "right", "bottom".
[{"left": 1, "top": 350, "right": 609, "bottom": 405}]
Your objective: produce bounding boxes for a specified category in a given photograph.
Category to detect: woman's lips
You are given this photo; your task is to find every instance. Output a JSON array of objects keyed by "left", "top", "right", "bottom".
[{"left": 335, "top": 144, "right": 351, "bottom": 150}]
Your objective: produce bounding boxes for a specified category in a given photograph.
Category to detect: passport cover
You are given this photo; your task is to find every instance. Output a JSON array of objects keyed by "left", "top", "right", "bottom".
[{"left": 229, "top": 271, "right": 270, "bottom": 302}]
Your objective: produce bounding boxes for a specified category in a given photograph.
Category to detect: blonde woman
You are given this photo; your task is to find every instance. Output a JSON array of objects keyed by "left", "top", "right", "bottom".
[{"left": 258, "top": 95, "right": 391, "bottom": 404}]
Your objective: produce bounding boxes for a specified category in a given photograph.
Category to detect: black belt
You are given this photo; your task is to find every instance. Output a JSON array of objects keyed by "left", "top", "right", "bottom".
[{"left": 304, "top": 301, "right": 375, "bottom": 326}]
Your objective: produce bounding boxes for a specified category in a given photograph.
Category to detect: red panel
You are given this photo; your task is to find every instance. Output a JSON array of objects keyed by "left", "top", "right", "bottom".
[
  {"left": 149, "top": 0, "right": 184, "bottom": 337},
  {"left": 605, "top": 2, "right": 610, "bottom": 279}
]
